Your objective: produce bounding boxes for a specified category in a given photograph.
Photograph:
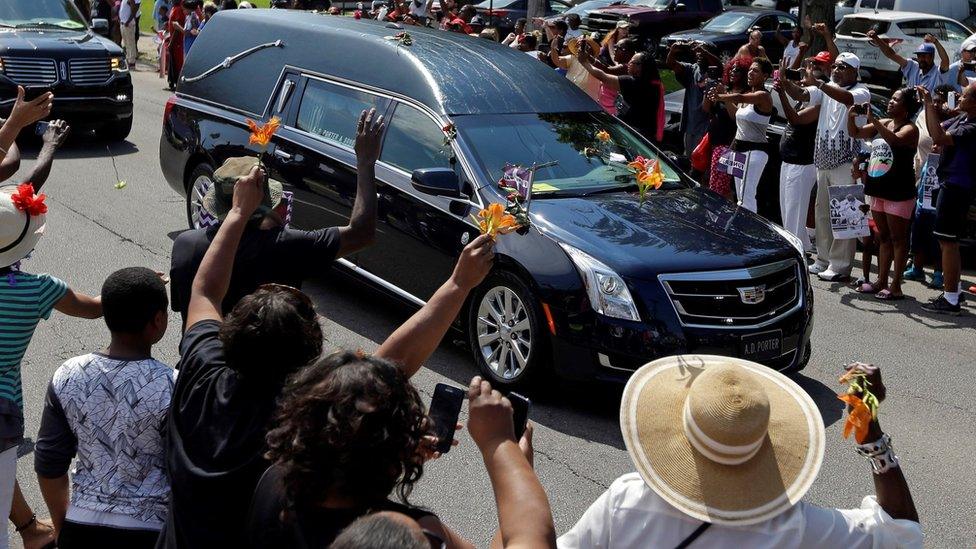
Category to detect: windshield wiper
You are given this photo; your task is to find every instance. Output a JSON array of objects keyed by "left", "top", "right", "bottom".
[{"left": 16, "top": 22, "right": 74, "bottom": 30}]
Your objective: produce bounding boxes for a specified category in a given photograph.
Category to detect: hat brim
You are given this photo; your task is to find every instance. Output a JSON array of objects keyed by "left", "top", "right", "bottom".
[
  {"left": 202, "top": 178, "right": 285, "bottom": 221},
  {"left": 0, "top": 213, "right": 44, "bottom": 269},
  {"left": 620, "top": 355, "right": 825, "bottom": 526}
]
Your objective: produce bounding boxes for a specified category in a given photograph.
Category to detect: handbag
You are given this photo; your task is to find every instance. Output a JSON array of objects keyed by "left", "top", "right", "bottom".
[{"left": 690, "top": 133, "right": 711, "bottom": 173}]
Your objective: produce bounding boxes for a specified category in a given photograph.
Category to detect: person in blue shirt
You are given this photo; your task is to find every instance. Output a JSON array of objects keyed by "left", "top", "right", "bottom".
[
  {"left": 869, "top": 31, "right": 950, "bottom": 93},
  {"left": 153, "top": 0, "right": 171, "bottom": 32}
]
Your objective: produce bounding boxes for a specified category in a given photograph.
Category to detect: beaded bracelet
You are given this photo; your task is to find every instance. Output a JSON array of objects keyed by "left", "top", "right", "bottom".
[{"left": 856, "top": 433, "right": 900, "bottom": 474}]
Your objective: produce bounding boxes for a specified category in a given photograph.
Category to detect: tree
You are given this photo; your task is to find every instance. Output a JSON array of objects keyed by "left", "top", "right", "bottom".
[{"left": 801, "top": 0, "right": 836, "bottom": 55}]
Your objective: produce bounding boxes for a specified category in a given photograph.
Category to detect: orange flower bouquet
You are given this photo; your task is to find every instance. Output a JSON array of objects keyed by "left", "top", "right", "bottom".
[
  {"left": 472, "top": 203, "right": 520, "bottom": 238},
  {"left": 837, "top": 369, "right": 880, "bottom": 443},
  {"left": 245, "top": 116, "right": 281, "bottom": 170}
]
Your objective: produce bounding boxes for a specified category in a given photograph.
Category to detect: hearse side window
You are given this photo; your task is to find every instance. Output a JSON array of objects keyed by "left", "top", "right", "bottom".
[
  {"left": 380, "top": 104, "right": 454, "bottom": 173},
  {"left": 296, "top": 79, "right": 390, "bottom": 149}
]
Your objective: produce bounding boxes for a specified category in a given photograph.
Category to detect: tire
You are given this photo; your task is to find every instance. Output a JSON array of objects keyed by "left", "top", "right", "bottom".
[
  {"left": 185, "top": 163, "right": 218, "bottom": 229},
  {"left": 98, "top": 117, "right": 132, "bottom": 142},
  {"left": 466, "top": 271, "right": 548, "bottom": 389}
]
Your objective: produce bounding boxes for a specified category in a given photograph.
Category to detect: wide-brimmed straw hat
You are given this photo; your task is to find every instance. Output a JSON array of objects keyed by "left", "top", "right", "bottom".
[
  {"left": 567, "top": 36, "right": 600, "bottom": 57},
  {"left": 202, "top": 157, "right": 284, "bottom": 221},
  {"left": 0, "top": 184, "right": 47, "bottom": 269},
  {"left": 620, "top": 355, "right": 825, "bottom": 526}
]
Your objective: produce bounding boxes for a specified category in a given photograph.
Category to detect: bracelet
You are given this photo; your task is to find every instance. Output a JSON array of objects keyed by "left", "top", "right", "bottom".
[
  {"left": 14, "top": 513, "right": 35, "bottom": 533},
  {"left": 856, "top": 433, "right": 900, "bottom": 474}
]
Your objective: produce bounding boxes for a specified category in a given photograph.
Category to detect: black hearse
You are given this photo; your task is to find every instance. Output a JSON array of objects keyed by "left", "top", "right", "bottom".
[
  {"left": 0, "top": 0, "right": 133, "bottom": 140},
  {"left": 160, "top": 9, "right": 813, "bottom": 387}
]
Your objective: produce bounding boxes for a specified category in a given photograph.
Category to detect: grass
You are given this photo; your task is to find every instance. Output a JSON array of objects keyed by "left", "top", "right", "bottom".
[{"left": 139, "top": 0, "right": 272, "bottom": 35}]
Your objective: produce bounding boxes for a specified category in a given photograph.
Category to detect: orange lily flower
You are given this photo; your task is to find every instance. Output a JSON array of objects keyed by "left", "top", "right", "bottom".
[
  {"left": 247, "top": 116, "right": 281, "bottom": 148},
  {"left": 627, "top": 155, "right": 649, "bottom": 172},
  {"left": 596, "top": 130, "right": 611, "bottom": 142},
  {"left": 638, "top": 160, "right": 664, "bottom": 190},
  {"left": 472, "top": 203, "right": 519, "bottom": 237},
  {"left": 838, "top": 393, "right": 873, "bottom": 443}
]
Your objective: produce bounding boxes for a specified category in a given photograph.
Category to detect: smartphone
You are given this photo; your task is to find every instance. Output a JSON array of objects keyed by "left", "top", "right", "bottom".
[
  {"left": 948, "top": 91, "right": 957, "bottom": 109},
  {"left": 508, "top": 392, "right": 531, "bottom": 440},
  {"left": 34, "top": 121, "right": 49, "bottom": 136},
  {"left": 428, "top": 383, "right": 466, "bottom": 454},
  {"left": 784, "top": 68, "right": 803, "bottom": 81},
  {"left": 852, "top": 103, "right": 869, "bottom": 115},
  {"left": 706, "top": 65, "right": 722, "bottom": 80},
  {"left": 23, "top": 86, "right": 51, "bottom": 102}
]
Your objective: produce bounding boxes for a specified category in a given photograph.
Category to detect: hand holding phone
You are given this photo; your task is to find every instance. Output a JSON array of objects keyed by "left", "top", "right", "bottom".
[
  {"left": 784, "top": 68, "right": 803, "bottom": 81},
  {"left": 467, "top": 376, "right": 516, "bottom": 448},
  {"left": 428, "top": 383, "right": 466, "bottom": 454},
  {"left": 508, "top": 392, "right": 531, "bottom": 440},
  {"left": 852, "top": 103, "right": 869, "bottom": 116}
]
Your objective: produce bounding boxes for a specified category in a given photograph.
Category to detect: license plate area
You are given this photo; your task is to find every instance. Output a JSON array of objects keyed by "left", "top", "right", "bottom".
[{"left": 740, "top": 329, "right": 783, "bottom": 361}]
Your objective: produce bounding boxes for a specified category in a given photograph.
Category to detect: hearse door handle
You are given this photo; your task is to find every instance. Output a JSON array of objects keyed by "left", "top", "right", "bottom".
[{"left": 273, "top": 149, "right": 304, "bottom": 164}]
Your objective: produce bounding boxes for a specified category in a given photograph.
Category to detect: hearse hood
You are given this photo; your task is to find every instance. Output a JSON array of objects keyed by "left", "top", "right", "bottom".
[
  {"left": 0, "top": 29, "right": 121, "bottom": 58},
  {"left": 530, "top": 187, "right": 797, "bottom": 280}
]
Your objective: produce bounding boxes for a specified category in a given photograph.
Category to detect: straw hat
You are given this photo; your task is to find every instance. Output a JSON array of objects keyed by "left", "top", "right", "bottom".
[
  {"left": 0, "top": 184, "right": 47, "bottom": 269},
  {"left": 567, "top": 36, "right": 600, "bottom": 57},
  {"left": 202, "top": 157, "right": 284, "bottom": 221},
  {"left": 620, "top": 355, "right": 824, "bottom": 526}
]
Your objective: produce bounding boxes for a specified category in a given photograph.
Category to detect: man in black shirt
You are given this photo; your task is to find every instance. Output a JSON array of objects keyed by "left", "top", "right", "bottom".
[{"left": 169, "top": 108, "right": 384, "bottom": 325}]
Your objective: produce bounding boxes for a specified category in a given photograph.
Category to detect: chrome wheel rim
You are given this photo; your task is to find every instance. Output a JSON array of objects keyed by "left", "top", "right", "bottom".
[
  {"left": 189, "top": 174, "right": 217, "bottom": 229},
  {"left": 476, "top": 286, "right": 532, "bottom": 380}
]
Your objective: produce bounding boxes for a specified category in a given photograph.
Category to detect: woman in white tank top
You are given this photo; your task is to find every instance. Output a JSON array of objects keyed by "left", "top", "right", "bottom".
[
  {"left": 710, "top": 58, "right": 774, "bottom": 213},
  {"left": 777, "top": 24, "right": 808, "bottom": 70}
]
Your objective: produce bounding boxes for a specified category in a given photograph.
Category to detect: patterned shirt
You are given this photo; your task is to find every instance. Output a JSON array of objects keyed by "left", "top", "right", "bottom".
[
  {"left": 0, "top": 272, "right": 67, "bottom": 439},
  {"left": 34, "top": 354, "right": 175, "bottom": 528},
  {"left": 809, "top": 83, "right": 872, "bottom": 170}
]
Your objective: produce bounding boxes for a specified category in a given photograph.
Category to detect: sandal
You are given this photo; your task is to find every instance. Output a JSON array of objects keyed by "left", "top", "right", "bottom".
[
  {"left": 854, "top": 282, "right": 879, "bottom": 294},
  {"left": 875, "top": 289, "right": 904, "bottom": 301}
]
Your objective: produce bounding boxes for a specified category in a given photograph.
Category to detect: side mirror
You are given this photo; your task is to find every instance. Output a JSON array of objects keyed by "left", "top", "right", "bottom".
[
  {"left": 411, "top": 168, "right": 462, "bottom": 198},
  {"left": 91, "top": 18, "right": 110, "bottom": 36}
]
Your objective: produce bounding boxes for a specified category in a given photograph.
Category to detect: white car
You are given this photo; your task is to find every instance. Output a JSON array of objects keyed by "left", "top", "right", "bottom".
[
  {"left": 834, "top": 12, "right": 973, "bottom": 88},
  {"left": 834, "top": 0, "right": 974, "bottom": 24}
]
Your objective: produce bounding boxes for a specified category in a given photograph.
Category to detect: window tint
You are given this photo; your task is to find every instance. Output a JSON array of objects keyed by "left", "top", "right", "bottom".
[
  {"left": 836, "top": 18, "right": 889, "bottom": 35},
  {"left": 777, "top": 15, "right": 795, "bottom": 30},
  {"left": 380, "top": 104, "right": 454, "bottom": 173},
  {"left": 755, "top": 16, "right": 778, "bottom": 31},
  {"left": 296, "top": 80, "right": 389, "bottom": 149},
  {"left": 897, "top": 19, "right": 942, "bottom": 39},
  {"left": 945, "top": 21, "right": 971, "bottom": 42},
  {"left": 874, "top": 0, "right": 894, "bottom": 9}
]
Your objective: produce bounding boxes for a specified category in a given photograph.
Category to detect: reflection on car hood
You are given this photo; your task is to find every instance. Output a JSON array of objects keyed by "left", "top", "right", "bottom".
[
  {"left": 0, "top": 29, "right": 121, "bottom": 56},
  {"left": 662, "top": 29, "right": 736, "bottom": 43},
  {"left": 530, "top": 187, "right": 795, "bottom": 279}
]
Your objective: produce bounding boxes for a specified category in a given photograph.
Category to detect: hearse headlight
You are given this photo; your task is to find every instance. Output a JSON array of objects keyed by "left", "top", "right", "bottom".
[
  {"left": 558, "top": 243, "right": 640, "bottom": 322},
  {"left": 773, "top": 224, "right": 804, "bottom": 256},
  {"left": 111, "top": 57, "right": 128, "bottom": 72}
]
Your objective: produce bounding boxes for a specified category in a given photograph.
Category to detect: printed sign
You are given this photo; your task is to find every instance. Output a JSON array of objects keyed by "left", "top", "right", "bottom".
[
  {"left": 828, "top": 184, "right": 871, "bottom": 240},
  {"left": 920, "top": 153, "right": 941, "bottom": 211},
  {"left": 717, "top": 150, "right": 747, "bottom": 179}
]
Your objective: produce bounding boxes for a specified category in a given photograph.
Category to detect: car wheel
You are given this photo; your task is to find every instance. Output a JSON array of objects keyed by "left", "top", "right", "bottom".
[
  {"left": 719, "top": 49, "right": 733, "bottom": 66},
  {"left": 467, "top": 272, "right": 547, "bottom": 388},
  {"left": 98, "top": 117, "right": 133, "bottom": 142},
  {"left": 185, "top": 163, "right": 218, "bottom": 229}
]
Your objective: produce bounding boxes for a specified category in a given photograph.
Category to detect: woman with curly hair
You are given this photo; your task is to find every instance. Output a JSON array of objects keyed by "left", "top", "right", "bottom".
[
  {"left": 246, "top": 354, "right": 556, "bottom": 549},
  {"left": 703, "top": 56, "right": 751, "bottom": 199}
]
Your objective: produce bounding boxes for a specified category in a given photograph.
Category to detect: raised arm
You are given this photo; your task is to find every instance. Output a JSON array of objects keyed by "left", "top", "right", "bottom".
[
  {"left": 375, "top": 235, "right": 493, "bottom": 377},
  {"left": 919, "top": 86, "right": 953, "bottom": 146},
  {"left": 23, "top": 121, "right": 70, "bottom": 192},
  {"left": 775, "top": 83, "right": 820, "bottom": 125},
  {"left": 185, "top": 166, "right": 264, "bottom": 329},
  {"left": 468, "top": 378, "right": 556, "bottom": 549},
  {"left": 846, "top": 107, "right": 877, "bottom": 140},
  {"left": 819, "top": 81, "right": 857, "bottom": 107},
  {"left": 867, "top": 30, "right": 908, "bottom": 69},
  {"left": 577, "top": 46, "right": 619, "bottom": 90},
  {"left": 926, "top": 34, "right": 950, "bottom": 73},
  {"left": 0, "top": 88, "right": 52, "bottom": 166},
  {"left": 337, "top": 109, "right": 384, "bottom": 257},
  {"left": 871, "top": 114, "right": 918, "bottom": 149},
  {"left": 666, "top": 43, "right": 686, "bottom": 76},
  {"left": 549, "top": 40, "right": 571, "bottom": 70},
  {"left": 716, "top": 90, "right": 773, "bottom": 112},
  {"left": 813, "top": 22, "right": 840, "bottom": 61},
  {"left": 790, "top": 43, "right": 810, "bottom": 69}
]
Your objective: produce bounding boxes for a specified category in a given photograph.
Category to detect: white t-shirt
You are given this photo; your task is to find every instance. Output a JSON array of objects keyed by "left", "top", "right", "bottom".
[
  {"left": 808, "top": 82, "right": 872, "bottom": 169},
  {"left": 782, "top": 40, "right": 801, "bottom": 69},
  {"left": 558, "top": 473, "right": 924, "bottom": 549},
  {"left": 408, "top": 0, "right": 429, "bottom": 19},
  {"left": 566, "top": 27, "right": 583, "bottom": 40},
  {"left": 119, "top": 0, "right": 142, "bottom": 24}
]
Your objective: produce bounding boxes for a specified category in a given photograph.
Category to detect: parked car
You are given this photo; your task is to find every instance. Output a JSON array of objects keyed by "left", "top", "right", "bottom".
[
  {"left": 835, "top": 12, "right": 973, "bottom": 89},
  {"left": 583, "top": 0, "right": 724, "bottom": 50},
  {"left": 161, "top": 10, "right": 813, "bottom": 387},
  {"left": 476, "top": 0, "right": 572, "bottom": 35},
  {"left": 659, "top": 8, "right": 797, "bottom": 63},
  {"left": 0, "top": 0, "right": 133, "bottom": 140},
  {"left": 544, "top": 0, "right": 621, "bottom": 25},
  {"left": 835, "top": 0, "right": 975, "bottom": 25}
]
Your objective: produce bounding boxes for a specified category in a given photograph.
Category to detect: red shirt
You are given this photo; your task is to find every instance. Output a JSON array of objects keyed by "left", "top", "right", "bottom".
[
  {"left": 446, "top": 16, "right": 472, "bottom": 34},
  {"left": 168, "top": 4, "right": 186, "bottom": 37}
]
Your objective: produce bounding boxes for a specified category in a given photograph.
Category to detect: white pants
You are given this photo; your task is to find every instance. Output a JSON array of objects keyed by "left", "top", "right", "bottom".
[
  {"left": 122, "top": 22, "right": 138, "bottom": 64},
  {"left": 0, "top": 447, "right": 18, "bottom": 549},
  {"left": 734, "top": 149, "right": 768, "bottom": 212},
  {"left": 814, "top": 164, "right": 858, "bottom": 275},
  {"left": 780, "top": 162, "right": 817, "bottom": 252}
]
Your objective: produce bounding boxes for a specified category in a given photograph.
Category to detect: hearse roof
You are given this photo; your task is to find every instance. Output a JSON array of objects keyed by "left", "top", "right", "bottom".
[{"left": 178, "top": 9, "right": 599, "bottom": 117}]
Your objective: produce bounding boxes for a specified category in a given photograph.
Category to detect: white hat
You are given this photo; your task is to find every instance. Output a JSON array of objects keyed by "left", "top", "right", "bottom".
[
  {"left": 0, "top": 184, "right": 47, "bottom": 269},
  {"left": 835, "top": 51, "right": 860, "bottom": 69}
]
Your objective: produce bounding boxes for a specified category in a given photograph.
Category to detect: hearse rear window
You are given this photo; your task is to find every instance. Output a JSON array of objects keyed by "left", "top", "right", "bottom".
[
  {"left": 380, "top": 104, "right": 454, "bottom": 173},
  {"left": 296, "top": 79, "right": 389, "bottom": 149}
]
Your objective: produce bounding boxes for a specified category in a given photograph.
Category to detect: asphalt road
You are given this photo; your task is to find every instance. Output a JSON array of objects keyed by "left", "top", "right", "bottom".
[{"left": 6, "top": 67, "right": 976, "bottom": 548}]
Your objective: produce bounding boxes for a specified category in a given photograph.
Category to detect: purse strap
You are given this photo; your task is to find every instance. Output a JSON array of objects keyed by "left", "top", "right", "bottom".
[{"left": 674, "top": 522, "right": 711, "bottom": 549}]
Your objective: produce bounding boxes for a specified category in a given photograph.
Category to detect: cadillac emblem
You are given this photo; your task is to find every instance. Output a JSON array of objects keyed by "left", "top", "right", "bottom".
[{"left": 737, "top": 285, "right": 766, "bottom": 305}]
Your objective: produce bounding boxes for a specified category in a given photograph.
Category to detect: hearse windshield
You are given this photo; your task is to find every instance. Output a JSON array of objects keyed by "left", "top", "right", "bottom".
[
  {"left": 0, "top": 0, "right": 88, "bottom": 31},
  {"left": 455, "top": 112, "right": 688, "bottom": 198}
]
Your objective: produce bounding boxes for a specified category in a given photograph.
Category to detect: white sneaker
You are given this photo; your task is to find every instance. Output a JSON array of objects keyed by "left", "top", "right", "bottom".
[
  {"left": 808, "top": 262, "right": 828, "bottom": 275},
  {"left": 817, "top": 269, "right": 849, "bottom": 282}
]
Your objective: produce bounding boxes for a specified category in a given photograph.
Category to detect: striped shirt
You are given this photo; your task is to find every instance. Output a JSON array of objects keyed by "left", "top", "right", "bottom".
[{"left": 0, "top": 272, "right": 67, "bottom": 439}]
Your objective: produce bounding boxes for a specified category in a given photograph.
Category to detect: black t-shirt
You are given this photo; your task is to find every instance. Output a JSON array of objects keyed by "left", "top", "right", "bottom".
[
  {"left": 779, "top": 103, "right": 816, "bottom": 166},
  {"left": 170, "top": 225, "right": 340, "bottom": 323},
  {"left": 709, "top": 106, "right": 737, "bottom": 147},
  {"left": 246, "top": 464, "right": 435, "bottom": 549},
  {"left": 616, "top": 75, "right": 660, "bottom": 140},
  {"left": 864, "top": 129, "right": 917, "bottom": 201},
  {"left": 157, "top": 321, "right": 286, "bottom": 549}
]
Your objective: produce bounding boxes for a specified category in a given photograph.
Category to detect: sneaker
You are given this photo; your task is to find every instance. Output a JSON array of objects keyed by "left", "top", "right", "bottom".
[
  {"left": 921, "top": 295, "right": 961, "bottom": 315},
  {"left": 927, "top": 271, "right": 944, "bottom": 289},
  {"left": 808, "top": 262, "right": 829, "bottom": 275},
  {"left": 903, "top": 266, "right": 926, "bottom": 282},
  {"left": 817, "top": 269, "right": 849, "bottom": 282}
]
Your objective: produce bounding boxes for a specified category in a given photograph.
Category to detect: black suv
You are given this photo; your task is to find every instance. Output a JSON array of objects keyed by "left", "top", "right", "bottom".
[
  {"left": 0, "top": 0, "right": 133, "bottom": 140},
  {"left": 160, "top": 10, "right": 813, "bottom": 387}
]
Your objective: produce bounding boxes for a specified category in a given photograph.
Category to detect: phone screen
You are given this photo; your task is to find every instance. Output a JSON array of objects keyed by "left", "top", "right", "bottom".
[
  {"left": 34, "top": 121, "right": 49, "bottom": 136},
  {"left": 784, "top": 68, "right": 803, "bottom": 81},
  {"left": 428, "top": 383, "right": 466, "bottom": 454},
  {"left": 706, "top": 66, "right": 722, "bottom": 80},
  {"left": 508, "top": 392, "right": 531, "bottom": 440}
]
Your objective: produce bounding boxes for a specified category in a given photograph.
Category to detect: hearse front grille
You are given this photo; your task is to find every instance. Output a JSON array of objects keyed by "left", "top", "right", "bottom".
[
  {"left": 69, "top": 58, "right": 111, "bottom": 85},
  {"left": 0, "top": 57, "right": 58, "bottom": 86},
  {"left": 658, "top": 259, "right": 802, "bottom": 329}
]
